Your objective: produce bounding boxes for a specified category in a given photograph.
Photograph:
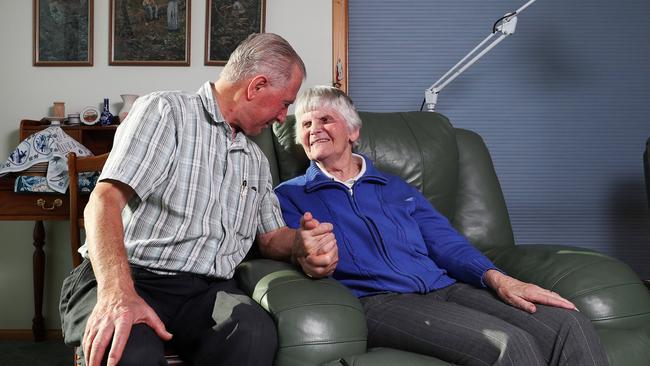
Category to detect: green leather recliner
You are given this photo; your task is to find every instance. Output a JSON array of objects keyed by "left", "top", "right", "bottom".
[{"left": 238, "top": 111, "right": 650, "bottom": 366}]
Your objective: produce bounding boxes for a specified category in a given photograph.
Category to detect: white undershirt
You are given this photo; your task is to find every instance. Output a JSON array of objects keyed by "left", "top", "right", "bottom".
[{"left": 316, "top": 153, "right": 367, "bottom": 195}]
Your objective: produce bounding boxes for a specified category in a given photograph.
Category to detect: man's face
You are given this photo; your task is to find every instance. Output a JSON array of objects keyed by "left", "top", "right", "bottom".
[
  {"left": 298, "top": 108, "right": 359, "bottom": 164},
  {"left": 238, "top": 65, "right": 303, "bottom": 136}
]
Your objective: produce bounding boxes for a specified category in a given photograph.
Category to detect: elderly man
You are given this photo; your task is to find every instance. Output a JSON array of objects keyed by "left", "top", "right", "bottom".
[
  {"left": 274, "top": 85, "right": 608, "bottom": 366},
  {"left": 59, "top": 34, "right": 337, "bottom": 366}
]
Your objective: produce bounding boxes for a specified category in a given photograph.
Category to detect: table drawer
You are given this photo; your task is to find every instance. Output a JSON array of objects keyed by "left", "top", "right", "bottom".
[{"left": 0, "top": 191, "right": 69, "bottom": 220}]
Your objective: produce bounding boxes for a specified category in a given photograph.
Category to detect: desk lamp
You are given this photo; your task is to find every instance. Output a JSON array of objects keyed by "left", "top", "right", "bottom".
[{"left": 423, "top": 0, "right": 537, "bottom": 112}]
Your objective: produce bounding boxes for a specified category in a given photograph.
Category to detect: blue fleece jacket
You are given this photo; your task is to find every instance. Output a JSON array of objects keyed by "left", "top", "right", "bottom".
[{"left": 274, "top": 155, "right": 498, "bottom": 298}]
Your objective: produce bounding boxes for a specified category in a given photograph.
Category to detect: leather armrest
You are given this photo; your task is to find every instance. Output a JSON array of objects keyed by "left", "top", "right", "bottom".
[
  {"left": 485, "top": 245, "right": 650, "bottom": 329},
  {"left": 235, "top": 259, "right": 368, "bottom": 366}
]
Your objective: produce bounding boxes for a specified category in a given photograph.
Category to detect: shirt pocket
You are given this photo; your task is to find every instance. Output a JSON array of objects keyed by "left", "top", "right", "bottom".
[{"left": 234, "top": 187, "right": 259, "bottom": 239}]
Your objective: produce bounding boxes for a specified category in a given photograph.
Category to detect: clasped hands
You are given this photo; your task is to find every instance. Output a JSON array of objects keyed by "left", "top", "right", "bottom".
[{"left": 292, "top": 212, "right": 339, "bottom": 278}]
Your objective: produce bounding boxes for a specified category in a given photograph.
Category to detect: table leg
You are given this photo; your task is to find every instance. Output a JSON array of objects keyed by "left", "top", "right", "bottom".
[{"left": 32, "top": 220, "right": 46, "bottom": 341}]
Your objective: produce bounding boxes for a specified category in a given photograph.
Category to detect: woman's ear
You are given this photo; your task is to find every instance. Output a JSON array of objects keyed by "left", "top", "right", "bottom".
[
  {"left": 349, "top": 128, "right": 360, "bottom": 144},
  {"left": 246, "top": 75, "right": 268, "bottom": 100}
]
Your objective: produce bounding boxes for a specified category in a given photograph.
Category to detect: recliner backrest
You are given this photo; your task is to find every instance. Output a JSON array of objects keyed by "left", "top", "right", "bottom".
[{"left": 256, "top": 111, "right": 514, "bottom": 251}]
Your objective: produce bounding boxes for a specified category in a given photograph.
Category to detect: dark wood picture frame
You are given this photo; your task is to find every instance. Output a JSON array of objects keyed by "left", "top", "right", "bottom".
[
  {"left": 33, "top": 0, "right": 94, "bottom": 66},
  {"left": 205, "top": 0, "right": 265, "bottom": 66},
  {"left": 109, "top": 0, "right": 191, "bottom": 66}
]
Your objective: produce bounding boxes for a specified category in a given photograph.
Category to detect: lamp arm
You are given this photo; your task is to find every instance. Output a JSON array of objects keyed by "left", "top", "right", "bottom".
[
  {"left": 424, "top": 32, "right": 509, "bottom": 112},
  {"left": 515, "top": 0, "right": 537, "bottom": 15},
  {"left": 438, "top": 33, "right": 509, "bottom": 93},
  {"left": 430, "top": 32, "right": 499, "bottom": 94},
  {"left": 428, "top": 32, "right": 506, "bottom": 92},
  {"left": 424, "top": 0, "right": 536, "bottom": 112}
]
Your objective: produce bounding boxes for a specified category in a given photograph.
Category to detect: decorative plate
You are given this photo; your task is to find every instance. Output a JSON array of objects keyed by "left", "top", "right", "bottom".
[{"left": 80, "top": 106, "right": 100, "bottom": 125}]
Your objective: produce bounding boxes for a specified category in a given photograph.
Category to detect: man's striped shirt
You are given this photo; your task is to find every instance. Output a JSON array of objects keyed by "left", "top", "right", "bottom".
[{"left": 80, "top": 82, "right": 285, "bottom": 279}]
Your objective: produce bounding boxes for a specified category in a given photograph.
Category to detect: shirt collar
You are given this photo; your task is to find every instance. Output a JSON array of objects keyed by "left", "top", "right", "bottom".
[
  {"left": 197, "top": 81, "right": 225, "bottom": 124},
  {"left": 305, "top": 154, "right": 388, "bottom": 191},
  {"left": 197, "top": 81, "right": 249, "bottom": 153},
  {"left": 315, "top": 153, "right": 367, "bottom": 186}
]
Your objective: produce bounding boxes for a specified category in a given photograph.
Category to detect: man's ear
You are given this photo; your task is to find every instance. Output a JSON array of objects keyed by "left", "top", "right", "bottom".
[{"left": 246, "top": 75, "right": 268, "bottom": 100}]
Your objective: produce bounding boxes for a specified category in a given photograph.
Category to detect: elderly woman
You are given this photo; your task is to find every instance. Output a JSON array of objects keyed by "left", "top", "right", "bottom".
[{"left": 274, "top": 86, "right": 608, "bottom": 366}]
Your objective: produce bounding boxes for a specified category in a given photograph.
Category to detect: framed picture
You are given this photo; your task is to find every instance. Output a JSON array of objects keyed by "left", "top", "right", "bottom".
[
  {"left": 33, "top": 0, "right": 93, "bottom": 66},
  {"left": 205, "top": 0, "right": 265, "bottom": 65},
  {"left": 109, "top": 0, "right": 191, "bottom": 66}
]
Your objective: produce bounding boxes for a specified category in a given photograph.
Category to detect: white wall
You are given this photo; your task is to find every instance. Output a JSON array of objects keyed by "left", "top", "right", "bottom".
[{"left": 0, "top": 0, "right": 331, "bottom": 331}]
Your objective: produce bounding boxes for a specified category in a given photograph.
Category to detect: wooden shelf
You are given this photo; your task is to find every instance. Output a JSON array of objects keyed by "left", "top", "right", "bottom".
[{"left": 20, "top": 119, "right": 117, "bottom": 155}]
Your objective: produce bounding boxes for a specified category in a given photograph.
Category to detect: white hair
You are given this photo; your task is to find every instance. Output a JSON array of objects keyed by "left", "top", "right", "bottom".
[{"left": 220, "top": 33, "right": 307, "bottom": 86}]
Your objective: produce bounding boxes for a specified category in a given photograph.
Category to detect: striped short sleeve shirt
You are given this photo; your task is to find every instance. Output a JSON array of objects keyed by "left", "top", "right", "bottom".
[{"left": 81, "top": 82, "right": 285, "bottom": 279}]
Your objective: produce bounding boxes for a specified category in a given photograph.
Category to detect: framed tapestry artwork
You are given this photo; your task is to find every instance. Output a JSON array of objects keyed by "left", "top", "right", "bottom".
[
  {"left": 109, "top": 0, "right": 191, "bottom": 66},
  {"left": 33, "top": 0, "right": 94, "bottom": 66},
  {"left": 205, "top": 0, "right": 265, "bottom": 65}
]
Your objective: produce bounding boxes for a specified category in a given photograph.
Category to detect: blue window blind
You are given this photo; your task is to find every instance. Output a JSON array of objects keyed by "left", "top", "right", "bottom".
[{"left": 349, "top": 0, "right": 650, "bottom": 278}]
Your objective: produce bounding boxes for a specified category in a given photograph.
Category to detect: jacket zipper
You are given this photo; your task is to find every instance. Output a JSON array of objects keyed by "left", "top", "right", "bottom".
[{"left": 349, "top": 181, "right": 426, "bottom": 292}]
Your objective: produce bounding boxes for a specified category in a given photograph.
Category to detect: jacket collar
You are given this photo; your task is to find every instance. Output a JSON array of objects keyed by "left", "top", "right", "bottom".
[{"left": 304, "top": 154, "right": 388, "bottom": 192}]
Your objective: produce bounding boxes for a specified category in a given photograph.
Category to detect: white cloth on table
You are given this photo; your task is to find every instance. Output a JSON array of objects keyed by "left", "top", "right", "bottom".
[{"left": 0, "top": 126, "right": 93, "bottom": 193}]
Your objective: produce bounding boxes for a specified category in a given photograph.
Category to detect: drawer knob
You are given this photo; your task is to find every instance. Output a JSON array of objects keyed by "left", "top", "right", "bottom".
[{"left": 36, "top": 198, "right": 63, "bottom": 211}]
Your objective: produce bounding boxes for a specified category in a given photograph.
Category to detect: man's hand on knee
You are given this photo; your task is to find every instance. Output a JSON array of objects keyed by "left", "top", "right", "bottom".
[{"left": 83, "top": 289, "right": 172, "bottom": 366}]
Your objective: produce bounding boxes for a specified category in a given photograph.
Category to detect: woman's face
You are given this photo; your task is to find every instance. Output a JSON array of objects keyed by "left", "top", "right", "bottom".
[{"left": 298, "top": 108, "right": 359, "bottom": 165}]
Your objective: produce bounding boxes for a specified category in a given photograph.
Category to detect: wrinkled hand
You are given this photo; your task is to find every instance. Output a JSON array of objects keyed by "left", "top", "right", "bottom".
[
  {"left": 484, "top": 270, "right": 578, "bottom": 313},
  {"left": 293, "top": 212, "right": 338, "bottom": 278},
  {"left": 83, "top": 288, "right": 172, "bottom": 366}
]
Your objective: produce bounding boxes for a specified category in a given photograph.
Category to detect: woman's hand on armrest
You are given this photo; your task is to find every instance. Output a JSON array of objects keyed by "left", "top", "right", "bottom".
[{"left": 483, "top": 269, "right": 578, "bottom": 313}]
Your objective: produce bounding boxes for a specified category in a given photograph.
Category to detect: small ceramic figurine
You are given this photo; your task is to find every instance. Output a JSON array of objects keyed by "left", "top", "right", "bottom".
[{"left": 99, "top": 98, "right": 113, "bottom": 126}]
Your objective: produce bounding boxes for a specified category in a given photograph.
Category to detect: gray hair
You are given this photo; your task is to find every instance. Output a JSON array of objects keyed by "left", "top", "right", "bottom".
[
  {"left": 220, "top": 33, "right": 307, "bottom": 86},
  {"left": 294, "top": 85, "right": 362, "bottom": 145}
]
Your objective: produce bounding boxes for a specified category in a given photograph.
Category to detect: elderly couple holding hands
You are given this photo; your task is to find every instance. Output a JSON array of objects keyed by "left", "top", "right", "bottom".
[{"left": 60, "top": 33, "right": 608, "bottom": 366}]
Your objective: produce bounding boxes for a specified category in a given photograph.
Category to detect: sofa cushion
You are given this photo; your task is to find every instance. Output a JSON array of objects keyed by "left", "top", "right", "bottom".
[
  {"left": 272, "top": 115, "right": 310, "bottom": 184},
  {"left": 249, "top": 127, "right": 281, "bottom": 186},
  {"left": 453, "top": 128, "right": 514, "bottom": 250}
]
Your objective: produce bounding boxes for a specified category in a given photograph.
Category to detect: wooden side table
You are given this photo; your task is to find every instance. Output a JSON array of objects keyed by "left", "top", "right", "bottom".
[{"left": 0, "top": 120, "right": 116, "bottom": 341}]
